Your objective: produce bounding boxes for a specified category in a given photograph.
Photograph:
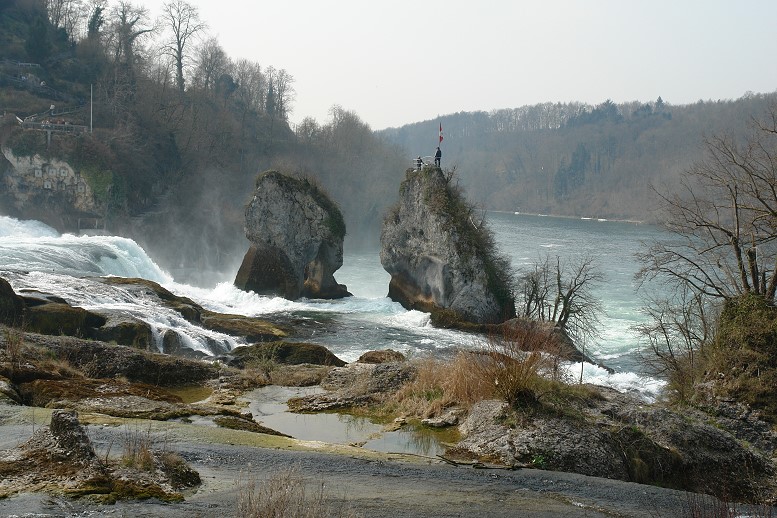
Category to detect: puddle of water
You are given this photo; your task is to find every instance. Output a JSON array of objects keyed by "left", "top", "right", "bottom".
[
  {"left": 165, "top": 385, "right": 213, "bottom": 403},
  {"left": 243, "top": 386, "right": 455, "bottom": 457}
]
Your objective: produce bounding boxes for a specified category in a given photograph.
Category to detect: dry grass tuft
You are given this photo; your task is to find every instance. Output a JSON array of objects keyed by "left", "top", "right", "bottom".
[
  {"left": 270, "top": 364, "right": 331, "bottom": 387},
  {"left": 120, "top": 423, "right": 155, "bottom": 472},
  {"left": 477, "top": 321, "right": 567, "bottom": 408},
  {"left": 388, "top": 321, "right": 578, "bottom": 418},
  {"left": 390, "top": 352, "right": 494, "bottom": 418},
  {"left": 2, "top": 326, "right": 24, "bottom": 367},
  {"left": 236, "top": 466, "right": 361, "bottom": 518},
  {"left": 672, "top": 492, "right": 776, "bottom": 518}
]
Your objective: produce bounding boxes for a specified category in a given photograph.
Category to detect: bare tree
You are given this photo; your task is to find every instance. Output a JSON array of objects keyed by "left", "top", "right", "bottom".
[
  {"left": 192, "top": 36, "right": 227, "bottom": 94},
  {"left": 635, "top": 288, "right": 715, "bottom": 402},
  {"left": 45, "top": 0, "right": 85, "bottom": 40},
  {"left": 231, "top": 59, "right": 266, "bottom": 114},
  {"left": 518, "top": 254, "right": 603, "bottom": 341},
  {"left": 159, "top": 0, "right": 206, "bottom": 93},
  {"left": 295, "top": 116, "right": 320, "bottom": 147},
  {"left": 638, "top": 103, "right": 777, "bottom": 303},
  {"left": 105, "top": 1, "right": 153, "bottom": 97},
  {"left": 635, "top": 103, "right": 777, "bottom": 405},
  {"left": 263, "top": 66, "right": 295, "bottom": 122}
]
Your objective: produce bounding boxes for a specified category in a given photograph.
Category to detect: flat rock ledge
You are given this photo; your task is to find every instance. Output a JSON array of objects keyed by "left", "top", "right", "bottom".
[
  {"left": 288, "top": 361, "right": 415, "bottom": 412},
  {"left": 453, "top": 387, "right": 777, "bottom": 504}
]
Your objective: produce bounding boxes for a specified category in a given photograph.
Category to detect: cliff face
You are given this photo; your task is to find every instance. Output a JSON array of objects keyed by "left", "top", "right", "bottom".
[
  {"left": 0, "top": 147, "right": 102, "bottom": 232},
  {"left": 234, "top": 170, "right": 350, "bottom": 300},
  {"left": 380, "top": 168, "right": 515, "bottom": 325}
]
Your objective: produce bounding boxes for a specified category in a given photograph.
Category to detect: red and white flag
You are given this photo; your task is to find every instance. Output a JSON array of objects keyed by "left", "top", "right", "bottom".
[{"left": 439, "top": 123, "right": 443, "bottom": 144}]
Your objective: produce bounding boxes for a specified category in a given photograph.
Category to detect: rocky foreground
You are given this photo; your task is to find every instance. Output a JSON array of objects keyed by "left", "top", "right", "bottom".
[
  {"left": 1, "top": 273, "right": 777, "bottom": 514},
  {"left": 1, "top": 327, "right": 775, "bottom": 510},
  {"left": 0, "top": 405, "right": 706, "bottom": 518}
]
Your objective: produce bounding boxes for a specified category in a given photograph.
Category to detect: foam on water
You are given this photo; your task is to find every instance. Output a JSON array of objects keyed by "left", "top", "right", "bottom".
[
  {"left": 0, "top": 218, "right": 171, "bottom": 283},
  {"left": 0, "top": 216, "right": 59, "bottom": 238},
  {"left": 564, "top": 362, "right": 665, "bottom": 402},
  {"left": 0, "top": 214, "right": 668, "bottom": 396}
]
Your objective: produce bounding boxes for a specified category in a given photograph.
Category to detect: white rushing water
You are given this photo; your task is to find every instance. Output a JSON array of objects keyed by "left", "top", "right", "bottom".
[{"left": 0, "top": 214, "right": 665, "bottom": 400}]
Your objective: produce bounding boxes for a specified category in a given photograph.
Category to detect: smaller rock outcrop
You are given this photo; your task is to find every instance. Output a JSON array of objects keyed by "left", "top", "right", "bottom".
[
  {"left": 0, "top": 409, "right": 201, "bottom": 501},
  {"left": 381, "top": 168, "right": 515, "bottom": 324},
  {"left": 288, "top": 362, "right": 415, "bottom": 412},
  {"left": 455, "top": 387, "right": 777, "bottom": 504},
  {"left": 48, "top": 409, "right": 98, "bottom": 462},
  {"left": 235, "top": 171, "right": 350, "bottom": 300},
  {"left": 357, "top": 349, "right": 406, "bottom": 364},
  {"left": 225, "top": 341, "right": 346, "bottom": 369},
  {"left": 0, "top": 277, "right": 24, "bottom": 326}
]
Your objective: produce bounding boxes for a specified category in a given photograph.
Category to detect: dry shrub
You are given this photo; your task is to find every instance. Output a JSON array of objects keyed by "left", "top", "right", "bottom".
[
  {"left": 391, "top": 351, "right": 495, "bottom": 418},
  {"left": 237, "top": 466, "right": 360, "bottom": 518},
  {"left": 158, "top": 450, "right": 201, "bottom": 489},
  {"left": 270, "top": 364, "right": 331, "bottom": 387},
  {"left": 676, "top": 492, "right": 775, "bottom": 518},
  {"left": 390, "top": 320, "right": 574, "bottom": 418},
  {"left": 476, "top": 321, "right": 567, "bottom": 408},
  {"left": 2, "top": 327, "right": 24, "bottom": 366},
  {"left": 120, "top": 423, "right": 155, "bottom": 472},
  {"left": 37, "top": 357, "right": 84, "bottom": 378}
]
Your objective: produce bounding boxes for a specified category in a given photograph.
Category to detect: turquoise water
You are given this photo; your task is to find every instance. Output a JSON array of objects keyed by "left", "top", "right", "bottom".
[{"left": 0, "top": 213, "right": 667, "bottom": 399}]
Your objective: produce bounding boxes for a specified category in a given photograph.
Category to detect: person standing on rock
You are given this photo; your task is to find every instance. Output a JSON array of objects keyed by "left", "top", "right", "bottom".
[
  {"left": 416, "top": 156, "right": 423, "bottom": 171},
  {"left": 434, "top": 146, "right": 442, "bottom": 168}
]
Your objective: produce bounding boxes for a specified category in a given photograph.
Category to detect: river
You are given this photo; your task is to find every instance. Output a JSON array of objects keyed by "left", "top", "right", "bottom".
[{"left": 0, "top": 212, "right": 666, "bottom": 400}]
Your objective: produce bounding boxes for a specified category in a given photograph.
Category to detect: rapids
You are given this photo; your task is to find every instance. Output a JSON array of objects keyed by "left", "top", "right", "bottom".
[{"left": 0, "top": 214, "right": 665, "bottom": 400}]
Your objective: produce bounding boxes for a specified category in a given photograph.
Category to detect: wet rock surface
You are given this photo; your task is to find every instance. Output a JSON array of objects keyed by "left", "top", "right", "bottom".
[
  {"left": 0, "top": 274, "right": 289, "bottom": 358},
  {"left": 0, "top": 405, "right": 736, "bottom": 518}
]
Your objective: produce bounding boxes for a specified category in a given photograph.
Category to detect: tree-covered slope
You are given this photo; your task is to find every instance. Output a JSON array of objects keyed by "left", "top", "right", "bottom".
[{"left": 380, "top": 93, "right": 777, "bottom": 222}]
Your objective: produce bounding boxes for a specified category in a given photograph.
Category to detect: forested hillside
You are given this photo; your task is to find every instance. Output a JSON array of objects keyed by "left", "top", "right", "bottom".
[
  {"left": 0, "top": 0, "right": 404, "bottom": 284},
  {"left": 1, "top": 0, "right": 775, "bottom": 284},
  {"left": 381, "top": 94, "right": 777, "bottom": 221}
]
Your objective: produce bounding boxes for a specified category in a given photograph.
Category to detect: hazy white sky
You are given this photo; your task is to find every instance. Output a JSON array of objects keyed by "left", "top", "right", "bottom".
[{"left": 136, "top": 0, "right": 777, "bottom": 130}]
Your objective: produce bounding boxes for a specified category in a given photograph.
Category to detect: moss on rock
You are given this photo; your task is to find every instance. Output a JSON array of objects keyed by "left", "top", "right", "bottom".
[
  {"left": 228, "top": 341, "right": 346, "bottom": 368},
  {"left": 200, "top": 309, "right": 287, "bottom": 342},
  {"left": 704, "top": 293, "right": 777, "bottom": 421},
  {"left": 24, "top": 303, "right": 107, "bottom": 337},
  {"left": 213, "top": 415, "right": 291, "bottom": 437}
]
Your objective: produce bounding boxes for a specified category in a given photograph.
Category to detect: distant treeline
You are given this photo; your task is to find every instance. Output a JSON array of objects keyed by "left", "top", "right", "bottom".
[
  {"left": 380, "top": 93, "right": 777, "bottom": 222},
  {"left": 2, "top": 0, "right": 776, "bottom": 278}
]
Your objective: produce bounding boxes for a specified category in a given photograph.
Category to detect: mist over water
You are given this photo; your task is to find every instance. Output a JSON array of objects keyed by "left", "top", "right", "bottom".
[{"left": 0, "top": 213, "right": 666, "bottom": 400}]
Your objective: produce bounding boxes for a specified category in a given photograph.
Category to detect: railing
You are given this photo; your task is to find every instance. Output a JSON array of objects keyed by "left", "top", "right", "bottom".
[
  {"left": 21, "top": 120, "right": 87, "bottom": 134},
  {"left": 0, "top": 59, "right": 41, "bottom": 69},
  {"left": 23, "top": 104, "right": 84, "bottom": 123}
]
